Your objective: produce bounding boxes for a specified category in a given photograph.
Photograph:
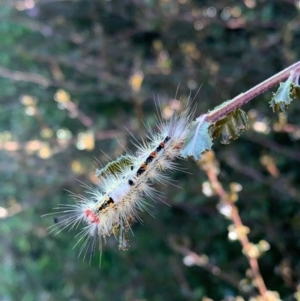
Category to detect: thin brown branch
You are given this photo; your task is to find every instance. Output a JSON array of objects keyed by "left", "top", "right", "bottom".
[
  {"left": 201, "top": 152, "right": 268, "bottom": 300},
  {"left": 220, "top": 150, "right": 300, "bottom": 201},
  {"left": 0, "top": 66, "right": 50, "bottom": 86},
  {"left": 170, "top": 241, "right": 249, "bottom": 295},
  {"left": 59, "top": 99, "right": 94, "bottom": 128},
  {"left": 244, "top": 133, "right": 300, "bottom": 163},
  {"left": 0, "top": 65, "right": 115, "bottom": 93},
  {"left": 170, "top": 257, "right": 194, "bottom": 299},
  {"left": 206, "top": 61, "right": 300, "bottom": 123}
]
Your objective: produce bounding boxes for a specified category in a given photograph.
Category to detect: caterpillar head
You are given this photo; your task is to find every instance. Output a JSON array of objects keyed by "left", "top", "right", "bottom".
[{"left": 84, "top": 208, "right": 100, "bottom": 224}]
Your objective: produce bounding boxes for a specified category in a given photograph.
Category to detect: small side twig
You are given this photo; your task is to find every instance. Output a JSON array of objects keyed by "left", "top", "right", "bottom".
[
  {"left": 59, "top": 99, "right": 94, "bottom": 128},
  {"left": 169, "top": 238, "right": 247, "bottom": 295}
]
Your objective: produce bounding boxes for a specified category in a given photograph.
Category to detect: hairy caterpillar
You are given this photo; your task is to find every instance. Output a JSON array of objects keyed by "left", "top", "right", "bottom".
[{"left": 47, "top": 100, "right": 195, "bottom": 261}]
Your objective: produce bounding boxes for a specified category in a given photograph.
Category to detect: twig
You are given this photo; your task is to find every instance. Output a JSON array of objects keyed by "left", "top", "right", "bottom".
[
  {"left": 0, "top": 66, "right": 50, "bottom": 86},
  {"left": 206, "top": 61, "right": 300, "bottom": 123},
  {"left": 244, "top": 133, "right": 300, "bottom": 163},
  {"left": 220, "top": 150, "right": 300, "bottom": 201},
  {"left": 59, "top": 99, "right": 94, "bottom": 128},
  {"left": 0, "top": 65, "right": 117, "bottom": 93},
  {"left": 170, "top": 257, "right": 194, "bottom": 299},
  {"left": 169, "top": 239, "right": 249, "bottom": 295},
  {"left": 201, "top": 152, "right": 268, "bottom": 300}
]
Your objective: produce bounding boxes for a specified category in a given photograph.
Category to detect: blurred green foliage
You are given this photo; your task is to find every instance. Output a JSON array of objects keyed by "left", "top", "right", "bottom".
[{"left": 0, "top": 0, "right": 300, "bottom": 300}]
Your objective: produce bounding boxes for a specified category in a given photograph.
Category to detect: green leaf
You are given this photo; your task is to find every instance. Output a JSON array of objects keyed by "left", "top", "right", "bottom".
[
  {"left": 270, "top": 74, "right": 295, "bottom": 112},
  {"left": 180, "top": 114, "right": 213, "bottom": 160},
  {"left": 210, "top": 109, "right": 249, "bottom": 144}
]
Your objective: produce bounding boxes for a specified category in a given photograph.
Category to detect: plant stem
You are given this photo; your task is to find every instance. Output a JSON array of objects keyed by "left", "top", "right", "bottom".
[
  {"left": 206, "top": 61, "right": 300, "bottom": 123},
  {"left": 203, "top": 154, "right": 268, "bottom": 300}
]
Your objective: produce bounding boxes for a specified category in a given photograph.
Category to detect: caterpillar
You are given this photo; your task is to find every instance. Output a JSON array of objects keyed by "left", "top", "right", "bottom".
[{"left": 47, "top": 100, "right": 195, "bottom": 261}]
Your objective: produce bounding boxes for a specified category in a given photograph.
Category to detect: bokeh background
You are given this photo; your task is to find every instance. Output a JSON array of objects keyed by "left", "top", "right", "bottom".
[{"left": 1, "top": 0, "right": 300, "bottom": 300}]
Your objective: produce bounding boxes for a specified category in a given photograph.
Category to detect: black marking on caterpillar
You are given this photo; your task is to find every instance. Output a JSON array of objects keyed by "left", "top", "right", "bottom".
[{"left": 98, "top": 197, "right": 115, "bottom": 212}]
